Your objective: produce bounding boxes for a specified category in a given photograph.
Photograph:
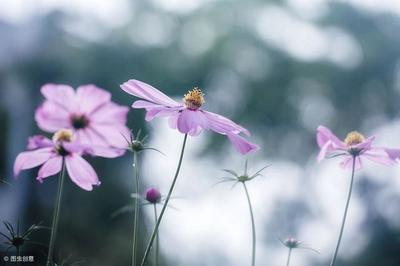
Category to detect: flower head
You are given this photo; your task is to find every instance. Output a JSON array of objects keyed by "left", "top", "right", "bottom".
[
  {"left": 13, "top": 130, "right": 122, "bottom": 191},
  {"left": 316, "top": 125, "right": 400, "bottom": 169},
  {"left": 283, "top": 237, "right": 301, "bottom": 249},
  {"left": 145, "top": 187, "right": 162, "bottom": 204},
  {"left": 35, "top": 84, "right": 130, "bottom": 151},
  {"left": 120, "top": 79, "right": 259, "bottom": 154}
]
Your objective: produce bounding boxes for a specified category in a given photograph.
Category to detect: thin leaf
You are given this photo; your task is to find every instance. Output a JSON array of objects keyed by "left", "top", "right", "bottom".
[{"left": 221, "top": 169, "right": 238, "bottom": 177}]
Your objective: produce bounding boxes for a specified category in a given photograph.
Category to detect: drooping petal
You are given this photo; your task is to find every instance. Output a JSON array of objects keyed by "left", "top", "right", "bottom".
[
  {"left": 90, "top": 102, "right": 129, "bottom": 124},
  {"left": 384, "top": 148, "right": 400, "bottom": 160},
  {"left": 203, "top": 111, "right": 250, "bottom": 136},
  {"left": 353, "top": 136, "right": 375, "bottom": 151},
  {"left": 13, "top": 148, "right": 54, "bottom": 176},
  {"left": 316, "top": 126, "right": 346, "bottom": 149},
  {"left": 75, "top": 85, "right": 111, "bottom": 114},
  {"left": 177, "top": 109, "right": 208, "bottom": 136},
  {"left": 35, "top": 101, "right": 71, "bottom": 132},
  {"left": 227, "top": 134, "right": 259, "bottom": 154},
  {"left": 36, "top": 156, "right": 63, "bottom": 182},
  {"left": 120, "top": 79, "right": 181, "bottom": 107},
  {"left": 27, "top": 135, "right": 53, "bottom": 150},
  {"left": 340, "top": 156, "right": 362, "bottom": 170},
  {"left": 65, "top": 154, "right": 100, "bottom": 191},
  {"left": 40, "top": 84, "right": 76, "bottom": 111},
  {"left": 362, "top": 148, "right": 398, "bottom": 166},
  {"left": 317, "top": 141, "right": 331, "bottom": 162}
]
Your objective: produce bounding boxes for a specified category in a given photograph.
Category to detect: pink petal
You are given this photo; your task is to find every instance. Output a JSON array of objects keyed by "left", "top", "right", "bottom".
[
  {"left": 35, "top": 101, "right": 71, "bottom": 132},
  {"left": 340, "top": 156, "right": 362, "bottom": 170},
  {"left": 353, "top": 136, "right": 375, "bottom": 150},
  {"left": 227, "top": 134, "right": 259, "bottom": 154},
  {"left": 40, "top": 84, "right": 76, "bottom": 111},
  {"left": 87, "top": 146, "right": 126, "bottom": 158},
  {"left": 36, "top": 156, "right": 63, "bottom": 182},
  {"left": 89, "top": 125, "right": 131, "bottom": 149},
  {"left": 27, "top": 135, "right": 53, "bottom": 150},
  {"left": 177, "top": 109, "right": 208, "bottom": 136},
  {"left": 14, "top": 148, "right": 54, "bottom": 176},
  {"left": 90, "top": 102, "right": 129, "bottom": 124},
  {"left": 65, "top": 154, "right": 100, "bottom": 191},
  {"left": 120, "top": 79, "right": 181, "bottom": 107},
  {"left": 316, "top": 126, "right": 345, "bottom": 149},
  {"left": 76, "top": 85, "right": 111, "bottom": 114},
  {"left": 317, "top": 141, "right": 330, "bottom": 162},
  {"left": 203, "top": 111, "right": 250, "bottom": 136},
  {"left": 384, "top": 148, "right": 400, "bottom": 160},
  {"left": 362, "top": 148, "right": 398, "bottom": 166}
]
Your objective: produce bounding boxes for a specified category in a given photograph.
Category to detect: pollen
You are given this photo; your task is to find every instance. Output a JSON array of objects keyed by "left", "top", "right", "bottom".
[
  {"left": 344, "top": 131, "right": 365, "bottom": 146},
  {"left": 183, "top": 87, "right": 205, "bottom": 110},
  {"left": 52, "top": 129, "right": 74, "bottom": 143}
]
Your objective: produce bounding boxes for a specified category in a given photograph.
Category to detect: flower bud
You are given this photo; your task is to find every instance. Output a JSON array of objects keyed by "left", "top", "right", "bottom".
[
  {"left": 145, "top": 187, "right": 162, "bottom": 204},
  {"left": 284, "top": 237, "right": 300, "bottom": 249}
]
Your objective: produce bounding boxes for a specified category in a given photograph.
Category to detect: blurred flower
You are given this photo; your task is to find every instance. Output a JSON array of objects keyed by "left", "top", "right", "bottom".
[
  {"left": 279, "top": 237, "right": 319, "bottom": 266},
  {"left": 145, "top": 187, "right": 162, "bottom": 204},
  {"left": 13, "top": 129, "right": 121, "bottom": 191},
  {"left": 282, "top": 237, "right": 301, "bottom": 249},
  {"left": 120, "top": 79, "right": 259, "bottom": 154},
  {"left": 316, "top": 125, "right": 400, "bottom": 169},
  {"left": 35, "top": 84, "right": 130, "bottom": 150}
]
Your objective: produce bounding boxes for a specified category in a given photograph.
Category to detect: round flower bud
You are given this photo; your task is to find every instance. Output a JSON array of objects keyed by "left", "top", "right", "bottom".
[{"left": 145, "top": 187, "right": 162, "bottom": 204}]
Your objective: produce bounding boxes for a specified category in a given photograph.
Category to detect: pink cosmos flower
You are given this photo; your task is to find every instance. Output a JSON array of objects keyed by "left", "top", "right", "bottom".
[
  {"left": 35, "top": 84, "right": 130, "bottom": 149},
  {"left": 120, "top": 79, "right": 259, "bottom": 154},
  {"left": 316, "top": 125, "right": 400, "bottom": 169},
  {"left": 14, "top": 129, "right": 120, "bottom": 191}
]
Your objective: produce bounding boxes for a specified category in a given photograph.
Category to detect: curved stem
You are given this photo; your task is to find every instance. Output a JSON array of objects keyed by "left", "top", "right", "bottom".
[
  {"left": 286, "top": 248, "right": 292, "bottom": 266},
  {"left": 153, "top": 204, "right": 159, "bottom": 266},
  {"left": 242, "top": 182, "right": 256, "bottom": 266},
  {"left": 132, "top": 152, "right": 140, "bottom": 266},
  {"left": 140, "top": 134, "right": 188, "bottom": 266},
  {"left": 329, "top": 156, "right": 356, "bottom": 266},
  {"left": 46, "top": 158, "right": 66, "bottom": 266}
]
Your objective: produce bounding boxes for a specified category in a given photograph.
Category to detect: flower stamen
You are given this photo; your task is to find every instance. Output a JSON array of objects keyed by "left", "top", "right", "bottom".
[
  {"left": 183, "top": 87, "right": 205, "bottom": 110},
  {"left": 52, "top": 129, "right": 74, "bottom": 143},
  {"left": 344, "top": 131, "right": 365, "bottom": 146},
  {"left": 70, "top": 114, "right": 89, "bottom": 129}
]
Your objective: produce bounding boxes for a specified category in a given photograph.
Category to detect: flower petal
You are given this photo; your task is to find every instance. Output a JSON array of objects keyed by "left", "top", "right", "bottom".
[
  {"left": 27, "top": 135, "right": 53, "bottom": 150},
  {"left": 65, "top": 154, "right": 100, "bottom": 191},
  {"left": 90, "top": 102, "right": 129, "bottom": 124},
  {"left": 362, "top": 148, "right": 398, "bottom": 166},
  {"left": 40, "top": 84, "right": 76, "bottom": 111},
  {"left": 203, "top": 111, "right": 250, "bottom": 136},
  {"left": 316, "top": 126, "right": 345, "bottom": 149},
  {"left": 121, "top": 79, "right": 181, "bottom": 107},
  {"left": 35, "top": 101, "right": 71, "bottom": 132},
  {"left": 227, "top": 134, "right": 259, "bottom": 154},
  {"left": 36, "top": 156, "right": 63, "bottom": 182},
  {"left": 177, "top": 109, "right": 208, "bottom": 136},
  {"left": 76, "top": 85, "right": 111, "bottom": 114},
  {"left": 89, "top": 125, "right": 131, "bottom": 149},
  {"left": 340, "top": 156, "right": 362, "bottom": 170},
  {"left": 14, "top": 148, "right": 54, "bottom": 176}
]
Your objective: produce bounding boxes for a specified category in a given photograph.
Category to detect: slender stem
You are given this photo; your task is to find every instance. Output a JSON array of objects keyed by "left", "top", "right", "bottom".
[
  {"left": 153, "top": 204, "right": 159, "bottom": 266},
  {"left": 140, "top": 134, "right": 188, "bottom": 266},
  {"left": 286, "top": 248, "right": 292, "bottom": 266},
  {"left": 17, "top": 246, "right": 20, "bottom": 266},
  {"left": 46, "top": 159, "right": 66, "bottom": 266},
  {"left": 242, "top": 182, "right": 256, "bottom": 266},
  {"left": 329, "top": 156, "right": 356, "bottom": 266},
  {"left": 132, "top": 152, "right": 140, "bottom": 266}
]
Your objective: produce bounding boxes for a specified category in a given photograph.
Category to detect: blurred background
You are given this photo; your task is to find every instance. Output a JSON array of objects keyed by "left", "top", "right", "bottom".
[{"left": 1, "top": 0, "right": 400, "bottom": 265}]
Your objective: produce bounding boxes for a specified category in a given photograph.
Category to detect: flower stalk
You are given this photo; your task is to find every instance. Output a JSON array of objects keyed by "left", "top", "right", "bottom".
[
  {"left": 153, "top": 204, "right": 159, "bottom": 266},
  {"left": 141, "top": 134, "right": 188, "bottom": 266},
  {"left": 132, "top": 152, "right": 140, "bottom": 266},
  {"left": 242, "top": 182, "right": 256, "bottom": 266},
  {"left": 329, "top": 155, "right": 356, "bottom": 266},
  {"left": 46, "top": 159, "right": 66, "bottom": 266},
  {"left": 286, "top": 248, "right": 292, "bottom": 266}
]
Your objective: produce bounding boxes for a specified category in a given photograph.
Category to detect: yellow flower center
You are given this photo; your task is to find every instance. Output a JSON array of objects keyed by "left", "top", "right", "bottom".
[
  {"left": 52, "top": 129, "right": 74, "bottom": 143},
  {"left": 344, "top": 131, "right": 365, "bottom": 146},
  {"left": 183, "top": 88, "right": 205, "bottom": 110}
]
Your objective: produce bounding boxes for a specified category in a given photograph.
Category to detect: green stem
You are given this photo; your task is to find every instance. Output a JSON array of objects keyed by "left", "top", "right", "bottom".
[
  {"left": 132, "top": 152, "right": 140, "bottom": 266},
  {"left": 242, "top": 182, "right": 256, "bottom": 266},
  {"left": 329, "top": 156, "right": 356, "bottom": 266},
  {"left": 46, "top": 158, "right": 66, "bottom": 266},
  {"left": 286, "top": 248, "right": 292, "bottom": 266},
  {"left": 17, "top": 246, "right": 20, "bottom": 266},
  {"left": 153, "top": 204, "right": 159, "bottom": 266},
  {"left": 140, "top": 134, "right": 188, "bottom": 266}
]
